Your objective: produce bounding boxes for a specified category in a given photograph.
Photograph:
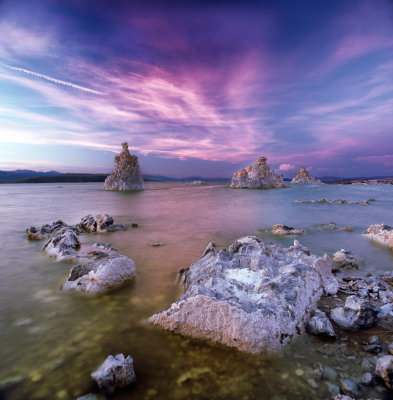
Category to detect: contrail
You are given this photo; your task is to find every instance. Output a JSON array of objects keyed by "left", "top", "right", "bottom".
[{"left": 4, "top": 65, "right": 104, "bottom": 95}]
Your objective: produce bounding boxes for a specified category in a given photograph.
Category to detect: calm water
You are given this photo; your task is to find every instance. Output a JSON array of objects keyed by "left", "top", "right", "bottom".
[{"left": 0, "top": 182, "right": 392, "bottom": 400}]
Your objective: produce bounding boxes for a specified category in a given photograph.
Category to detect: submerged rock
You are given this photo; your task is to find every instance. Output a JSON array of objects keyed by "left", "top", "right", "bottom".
[
  {"left": 272, "top": 224, "right": 305, "bottom": 235},
  {"left": 375, "top": 355, "right": 393, "bottom": 389},
  {"left": 306, "top": 309, "right": 336, "bottom": 338},
  {"left": 42, "top": 230, "right": 81, "bottom": 261},
  {"left": 332, "top": 249, "right": 364, "bottom": 270},
  {"left": 363, "top": 224, "right": 393, "bottom": 248},
  {"left": 230, "top": 157, "right": 286, "bottom": 189},
  {"left": 330, "top": 296, "right": 377, "bottom": 331},
  {"left": 295, "top": 199, "right": 372, "bottom": 205},
  {"left": 149, "top": 237, "right": 333, "bottom": 353},
  {"left": 291, "top": 167, "right": 321, "bottom": 184},
  {"left": 62, "top": 255, "right": 136, "bottom": 293},
  {"left": 317, "top": 222, "right": 354, "bottom": 232},
  {"left": 91, "top": 354, "right": 136, "bottom": 394},
  {"left": 103, "top": 142, "right": 144, "bottom": 191}
]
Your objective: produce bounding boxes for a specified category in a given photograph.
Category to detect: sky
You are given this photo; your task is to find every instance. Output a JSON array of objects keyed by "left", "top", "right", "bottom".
[{"left": 0, "top": 0, "right": 392, "bottom": 178}]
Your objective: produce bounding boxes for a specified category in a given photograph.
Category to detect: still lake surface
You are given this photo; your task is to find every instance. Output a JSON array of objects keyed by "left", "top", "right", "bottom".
[{"left": 0, "top": 182, "right": 392, "bottom": 400}]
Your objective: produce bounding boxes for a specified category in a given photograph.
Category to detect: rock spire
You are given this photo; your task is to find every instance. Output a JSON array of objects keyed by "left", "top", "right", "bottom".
[
  {"left": 103, "top": 142, "right": 144, "bottom": 191},
  {"left": 291, "top": 167, "right": 321, "bottom": 184},
  {"left": 230, "top": 157, "right": 286, "bottom": 188}
]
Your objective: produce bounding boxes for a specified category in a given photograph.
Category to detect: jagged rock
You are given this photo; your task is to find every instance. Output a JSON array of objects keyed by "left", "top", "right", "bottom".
[
  {"left": 363, "top": 224, "right": 393, "bottom": 248},
  {"left": 288, "top": 240, "right": 310, "bottom": 255},
  {"left": 77, "top": 214, "right": 124, "bottom": 233},
  {"left": 295, "top": 199, "right": 372, "bottom": 205},
  {"left": 62, "top": 255, "right": 136, "bottom": 293},
  {"left": 148, "top": 237, "right": 333, "bottom": 353},
  {"left": 26, "top": 219, "right": 70, "bottom": 240},
  {"left": 332, "top": 249, "right": 364, "bottom": 270},
  {"left": 291, "top": 167, "right": 321, "bottom": 184},
  {"left": 42, "top": 230, "right": 81, "bottom": 261},
  {"left": 91, "top": 354, "right": 136, "bottom": 394},
  {"left": 330, "top": 296, "right": 377, "bottom": 331},
  {"left": 323, "top": 276, "right": 339, "bottom": 295},
  {"left": 375, "top": 355, "right": 393, "bottom": 389},
  {"left": 230, "top": 157, "right": 286, "bottom": 189},
  {"left": 272, "top": 224, "right": 305, "bottom": 235},
  {"left": 339, "top": 379, "right": 360, "bottom": 397},
  {"left": 306, "top": 309, "right": 336, "bottom": 338},
  {"left": 376, "top": 303, "right": 393, "bottom": 330},
  {"left": 103, "top": 142, "right": 144, "bottom": 191}
]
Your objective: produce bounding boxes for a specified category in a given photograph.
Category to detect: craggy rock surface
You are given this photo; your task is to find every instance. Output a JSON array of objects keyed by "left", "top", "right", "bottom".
[
  {"left": 91, "top": 354, "right": 136, "bottom": 394},
  {"left": 103, "top": 142, "right": 144, "bottom": 191},
  {"left": 42, "top": 230, "right": 81, "bottom": 261},
  {"left": 272, "top": 224, "right": 305, "bottom": 235},
  {"left": 306, "top": 309, "right": 336, "bottom": 338},
  {"left": 291, "top": 167, "right": 321, "bottom": 184},
  {"left": 363, "top": 224, "right": 393, "bottom": 248},
  {"left": 330, "top": 296, "right": 377, "bottom": 331},
  {"left": 62, "top": 254, "right": 136, "bottom": 293},
  {"left": 332, "top": 250, "right": 364, "bottom": 270},
  {"left": 375, "top": 355, "right": 393, "bottom": 389},
  {"left": 295, "top": 198, "right": 375, "bottom": 206},
  {"left": 230, "top": 157, "right": 286, "bottom": 189},
  {"left": 26, "top": 219, "right": 71, "bottom": 240},
  {"left": 149, "top": 236, "right": 334, "bottom": 353}
]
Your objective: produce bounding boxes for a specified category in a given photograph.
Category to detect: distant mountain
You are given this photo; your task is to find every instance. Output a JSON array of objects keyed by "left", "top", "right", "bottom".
[{"left": 0, "top": 169, "right": 61, "bottom": 181}]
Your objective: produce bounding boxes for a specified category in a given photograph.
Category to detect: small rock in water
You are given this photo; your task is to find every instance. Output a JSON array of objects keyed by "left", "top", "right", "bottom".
[
  {"left": 149, "top": 242, "right": 164, "bottom": 247},
  {"left": 332, "top": 249, "right": 364, "bottom": 270},
  {"left": 360, "top": 372, "right": 377, "bottom": 386},
  {"left": 91, "top": 354, "right": 136, "bottom": 394},
  {"left": 334, "top": 395, "right": 355, "bottom": 400},
  {"left": 272, "top": 224, "right": 305, "bottom": 235},
  {"left": 339, "top": 378, "right": 360, "bottom": 397},
  {"left": 388, "top": 343, "right": 393, "bottom": 355},
  {"left": 176, "top": 367, "right": 211, "bottom": 385},
  {"left": 330, "top": 296, "right": 377, "bottom": 331},
  {"left": 363, "top": 344, "right": 382, "bottom": 354},
  {"left": 363, "top": 224, "right": 393, "bottom": 249},
  {"left": 375, "top": 355, "right": 393, "bottom": 389},
  {"left": 306, "top": 309, "right": 336, "bottom": 338}
]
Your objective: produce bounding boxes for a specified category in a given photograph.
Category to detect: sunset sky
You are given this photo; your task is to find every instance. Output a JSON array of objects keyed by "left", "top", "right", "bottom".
[{"left": 0, "top": 0, "right": 392, "bottom": 178}]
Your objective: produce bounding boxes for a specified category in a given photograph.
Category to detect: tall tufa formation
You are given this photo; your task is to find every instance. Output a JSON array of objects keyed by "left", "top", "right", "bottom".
[
  {"left": 103, "top": 142, "right": 144, "bottom": 191},
  {"left": 291, "top": 167, "right": 321, "bottom": 184},
  {"left": 230, "top": 157, "right": 286, "bottom": 189}
]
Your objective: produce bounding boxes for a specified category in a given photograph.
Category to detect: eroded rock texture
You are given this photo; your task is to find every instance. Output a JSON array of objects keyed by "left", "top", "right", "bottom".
[
  {"left": 103, "top": 142, "right": 144, "bottom": 191},
  {"left": 291, "top": 167, "right": 321, "bottom": 184},
  {"left": 149, "top": 236, "right": 333, "bottom": 353}
]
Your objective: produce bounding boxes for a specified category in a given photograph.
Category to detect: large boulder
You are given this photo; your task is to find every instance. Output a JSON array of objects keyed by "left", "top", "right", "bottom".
[
  {"left": 91, "top": 354, "right": 136, "bottom": 394},
  {"left": 330, "top": 296, "right": 377, "bottom": 331},
  {"left": 103, "top": 142, "right": 144, "bottom": 191},
  {"left": 230, "top": 157, "right": 286, "bottom": 189},
  {"left": 62, "top": 255, "right": 136, "bottom": 293},
  {"left": 363, "top": 224, "right": 393, "bottom": 248},
  {"left": 291, "top": 167, "right": 321, "bottom": 184},
  {"left": 375, "top": 355, "right": 393, "bottom": 389},
  {"left": 42, "top": 230, "right": 81, "bottom": 261},
  {"left": 149, "top": 237, "right": 333, "bottom": 353}
]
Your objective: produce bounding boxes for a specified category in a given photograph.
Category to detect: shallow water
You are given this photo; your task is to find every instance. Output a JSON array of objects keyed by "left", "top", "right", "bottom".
[{"left": 0, "top": 182, "right": 392, "bottom": 400}]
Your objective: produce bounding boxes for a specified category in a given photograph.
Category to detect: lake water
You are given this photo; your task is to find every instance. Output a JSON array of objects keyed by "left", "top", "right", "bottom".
[{"left": 0, "top": 182, "right": 392, "bottom": 400}]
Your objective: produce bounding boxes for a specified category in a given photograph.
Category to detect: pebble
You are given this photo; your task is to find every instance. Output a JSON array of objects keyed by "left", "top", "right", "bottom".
[
  {"left": 339, "top": 378, "right": 359, "bottom": 397},
  {"left": 295, "top": 369, "right": 304, "bottom": 376},
  {"left": 307, "top": 378, "right": 318, "bottom": 389}
]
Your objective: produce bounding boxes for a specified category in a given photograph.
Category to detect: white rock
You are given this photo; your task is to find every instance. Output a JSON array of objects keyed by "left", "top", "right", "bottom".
[
  {"left": 291, "top": 167, "right": 321, "bottom": 184},
  {"left": 375, "top": 355, "right": 393, "bottom": 389},
  {"left": 363, "top": 224, "right": 393, "bottom": 248}
]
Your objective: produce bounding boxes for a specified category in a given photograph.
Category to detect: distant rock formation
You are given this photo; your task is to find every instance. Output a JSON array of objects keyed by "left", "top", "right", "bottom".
[
  {"left": 103, "top": 142, "right": 144, "bottom": 191},
  {"left": 291, "top": 167, "right": 321, "bottom": 184},
  {"left": 230, "top": 157, "right": 286, "bottom": 189}
]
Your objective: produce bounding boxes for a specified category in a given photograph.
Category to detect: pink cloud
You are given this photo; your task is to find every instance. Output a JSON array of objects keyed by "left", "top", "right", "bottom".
[{"left": 279, "top": 163, "right": 295, "bottom": 171}]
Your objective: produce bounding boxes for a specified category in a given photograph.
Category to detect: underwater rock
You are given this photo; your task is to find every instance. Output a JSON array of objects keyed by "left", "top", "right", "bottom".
[
  {"left": 230, "top": 157, "right": 286, "bottom": 189},
  {"left": 306, "top": 309, "right": 336, "bottom": 338},
  {"left": 103, "top": 142, "right": 144, "bottom": 191},
  {"left": 26, "top": 219, "right": 71, "bottom": 240},
  {"left": 149, "top": 237, "right": 333, "bottom": 353},
  {"left": 91, "top": 354, "right": 136, "bottom": 394},
  {"left": 375, "top": 355, "right": 393, "bottom": 389},
  {"left": 272, "top": 224, "right": 305, "bottom": 235}
]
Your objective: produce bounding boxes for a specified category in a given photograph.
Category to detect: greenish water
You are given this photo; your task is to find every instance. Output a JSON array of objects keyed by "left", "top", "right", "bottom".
[{"left": 0, "top": 182, "right": 392, "bottom": 400}]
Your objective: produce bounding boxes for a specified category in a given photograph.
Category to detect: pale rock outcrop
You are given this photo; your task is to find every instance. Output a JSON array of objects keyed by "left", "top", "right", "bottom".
[
  {"left": 149, "top": 236, "right": 334, "bottom": 353},
  {"left": 42, "top": 230, "right": 81, "bottom": 261},
  {"left": 363, "top": 224, "right": 393, "bottom": 248},
  {"left": 62, "top": 254, "right": 136, "bottom": 293},
  {"left": 230, "top": 157, "right": 286, "bottom": 189},
  {"left": 332, "top": 249, "right": 364, "bottom": 270},
  {"left": 375, "top": 355, "right": 393, "bottom": 389},
  {"left": 91, "top": 354, "right": 136, "bottom": 394},
  {"left": 77, "top": 214, "right": 127, "bottom": 233},
  {"left": 306, "top": 309, "right": 336, "bottom": 338},
  {"left": 295, "top": 198, "right": 374, "bottom": 206},
  {"left": 103, "top": 142, "right": 144, "bottom": 191},
  {"left": 272, "top": 224, "right": 305, "bottom": 235},
  {"left": 26, "top": 219, "right": 71, "bottom": 240},
  {"left": 330, "top": 296, "right": 377, "bottom": 331},
  {"left": 291, "top": 167, "right": 321, "bottom": 184}
]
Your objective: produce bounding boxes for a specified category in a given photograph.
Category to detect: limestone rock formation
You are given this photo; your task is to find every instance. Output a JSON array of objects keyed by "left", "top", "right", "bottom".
[
  {"left": 62, "top": 254, "right": 136, "bottom": 293},
  {"left": 272, "top": 224, "right": 305, "bottom": 235},
  {"left": 103, "top": 142, "right": 144, "bottom": 191},
  {"left": 363, "top": 224, "right": 393, "bottom": 248},
  {"left": 26, "top": 219, "right": 70, "bottom": 240},
  {"left": 91, "top": 354, "right": 136, "bottom": 394},
  {"left": 291, "top": 167, "right": 321, "bottom": 184},
  {"left": 148, "top": 236, "right": 334, "bottom": 353},
  {"left": 230, "top": 157, "right": 286, "bottom": 189},
  {"left": 332, "top": 249, "right": 364, "bottom": 270},
  {"left": 42, "top": 229, "right": 81, "bottom": 261}
]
